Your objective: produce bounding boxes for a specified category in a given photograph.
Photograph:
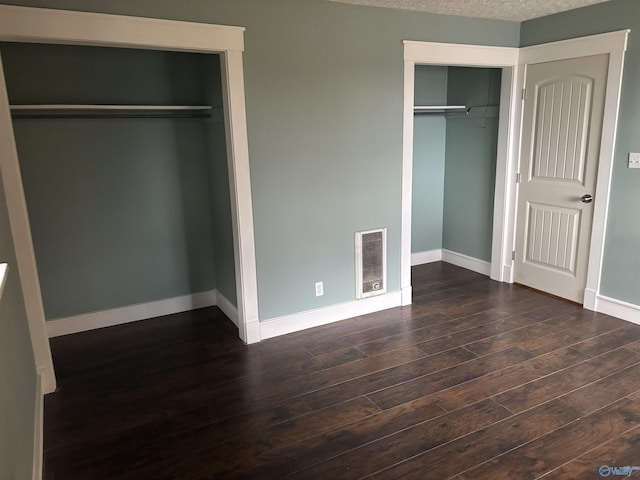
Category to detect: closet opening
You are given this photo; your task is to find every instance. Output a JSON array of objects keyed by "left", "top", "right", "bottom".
[
  {"left": 411, "top": 65, "right": 503, "bottom": 276},
  {"left": 0, "top": 42, "right": 240, "bottom": 337},
  {"left": 0, "top": 6, "right": 258, "bottom": 393},
  {"left": 400, "top": 41, "right": 520, "bottom": 306}
]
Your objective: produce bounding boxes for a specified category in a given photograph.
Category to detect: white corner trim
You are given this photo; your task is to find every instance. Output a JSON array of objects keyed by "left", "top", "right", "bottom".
[
  {"left": 583, "top": 288, "right": 598, "bottom": 311},
  {"left": 401, "top": 285, "right": 412, "bottom": 306},
  {"left": 411, "top": 249, "right": 443, "bottom": 266},
  {"left": 46, "top": 290, "right": 218, "bottom": 337},
  {"left": 244, "top": 319, "right": 261, "bottom": 345},
  {"left": 32, "top": 373, "right": 43, "bottom": 480},
  {"left": 215, "top": 292, "right": 239, "bottom": 327},
  {"left": 259, "top": 291, "right": 402, "bottom": 341},
  {"left": 442, "top": 250, "right": 491, "bottom": 276},
  {"left": 502, "top": 264, "right": 513, "bottom": 284},
  {"left": 596, "top": 294, "right": 640, "bottom": 325}
]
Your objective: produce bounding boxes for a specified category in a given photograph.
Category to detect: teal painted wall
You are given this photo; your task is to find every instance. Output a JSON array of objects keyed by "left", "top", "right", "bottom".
[
  {"left": 1, "top": 43, "right": 226, "bottom": 319},
  {"left": 0, "top": 169, "right": 37, "bottom": 479},
  {"left": 412, "top": 66, "right": 447, "bottom": 254},
  {"left": 521, "top": 0, "right": 640, "bottom": 305},
  {"left": 201, "top": 56, "right": 237, "bottom": 306},
  {"left": 0, "top": 0, "right": 520, "bottom": 319},
  {"left": 443, "top": 67, "right": 501, "bottom": 261}
]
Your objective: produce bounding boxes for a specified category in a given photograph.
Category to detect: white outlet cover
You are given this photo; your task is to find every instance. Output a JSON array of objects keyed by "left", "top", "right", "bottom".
[{"left": 629, "top": 152, "right": 640, "bottom": 169}]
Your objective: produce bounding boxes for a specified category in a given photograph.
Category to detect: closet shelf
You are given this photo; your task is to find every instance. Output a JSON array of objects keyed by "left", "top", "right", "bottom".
[{"left": 10, "top": 104, "right": 214, "bottom": 119}]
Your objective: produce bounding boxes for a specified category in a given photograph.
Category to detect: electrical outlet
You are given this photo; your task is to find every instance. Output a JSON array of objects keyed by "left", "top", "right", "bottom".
[
  {"left": 315, "top": 281, "right": 324, "bottom": 297},
  {"left": 629, "top": 153, "right": 640, "bottom": 169}
]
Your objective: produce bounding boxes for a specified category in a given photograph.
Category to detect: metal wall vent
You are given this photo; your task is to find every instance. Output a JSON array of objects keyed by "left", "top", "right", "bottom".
[{"left": 355, "top": 228, "right": 387, "bottom": 299}]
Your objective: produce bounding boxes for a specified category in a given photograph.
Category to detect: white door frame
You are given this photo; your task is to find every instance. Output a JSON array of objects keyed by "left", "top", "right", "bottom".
[
  {"left": 401, "top": 30, "right": 628, "bottom": 311},
  {"left": 401, "top": 41, "right": 521, "bottom": 305},
  {"left": 0, "top": 5, "right": 261, "bottom": 392},
  {"left": 519, "top": 31, "right": 629, "bottom": 310}
]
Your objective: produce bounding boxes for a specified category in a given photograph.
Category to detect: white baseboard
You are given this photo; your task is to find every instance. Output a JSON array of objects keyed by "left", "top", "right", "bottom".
[
  {"left": 411, "top": 249, "right": 443, "bottom": 266},
  {"left": 47, "top": 290, "right": 219, "bottom": 337},
  {"left": 596, "top": 294, "right": 640, "bottom": 325},
  {"left": 244, "top": 318, "right": 261, "bottom": 345},
  {"left": 442, "top": 249, "right": 491, "bottom": 276},
  {"left": 32, "top": 373, "right": 43, "bottom": 480},
  {"left": 411, "top": 249, "right": 491, "bottom": 277},
  {"left": 215, "top": 292, "right": 239, "bottom": 327},
  {"left": 260, "top": 291, "right": 403, "bottom": 341}
]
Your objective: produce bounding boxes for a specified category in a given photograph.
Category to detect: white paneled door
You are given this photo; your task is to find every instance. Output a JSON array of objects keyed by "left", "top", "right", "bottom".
[{"left": 514, "top": 54, "right": 609, "bottom": 303}]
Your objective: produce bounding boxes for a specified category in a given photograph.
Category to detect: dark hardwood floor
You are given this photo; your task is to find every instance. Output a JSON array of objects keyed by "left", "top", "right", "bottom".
[{"left": 44, "top": 262, "right": 640, "bottom": 479}]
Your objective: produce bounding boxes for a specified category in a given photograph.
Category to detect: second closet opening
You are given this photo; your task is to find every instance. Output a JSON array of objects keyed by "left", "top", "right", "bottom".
[{"left": 411, "top": 64, "right": 502, "bottom": 274}]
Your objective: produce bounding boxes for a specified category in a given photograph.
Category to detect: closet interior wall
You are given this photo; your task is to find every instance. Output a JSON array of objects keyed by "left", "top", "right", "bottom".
[
  {"left": 412, "top": 64, "right": 502, "bottom": 265},
  {"left": 0, "top": 43, "right": 236, "bottom": 323},
  {"left": 412, "top": 65, "right": 447, "bottom": 255}
]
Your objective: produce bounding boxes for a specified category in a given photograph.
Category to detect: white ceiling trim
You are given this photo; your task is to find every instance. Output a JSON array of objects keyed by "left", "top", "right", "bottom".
[{"left": 328, "top": 0, "right": 614, "bottom": 22}]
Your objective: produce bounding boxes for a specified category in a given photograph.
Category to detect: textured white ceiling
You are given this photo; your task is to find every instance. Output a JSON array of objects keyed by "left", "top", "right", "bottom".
[{"left": 327, "top": 0, "right": 614, "bottom": 21}]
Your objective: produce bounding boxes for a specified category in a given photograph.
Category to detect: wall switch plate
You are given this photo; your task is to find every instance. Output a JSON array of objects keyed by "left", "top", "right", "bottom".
[
  {"left": 629, "top": 153, "right": 640, "bottom": 169},
  {"left": 315, "top": 281, "right": 324, "bottom": 297}
]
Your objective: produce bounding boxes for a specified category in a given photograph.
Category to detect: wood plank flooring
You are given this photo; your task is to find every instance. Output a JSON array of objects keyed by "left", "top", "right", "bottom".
[{"left": 43, "top": 262, "right": 640, "bottom": 479}]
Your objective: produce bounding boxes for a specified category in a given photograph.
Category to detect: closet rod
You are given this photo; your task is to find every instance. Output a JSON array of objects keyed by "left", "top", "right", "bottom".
[
  {"left": 414, "top": 105, "right": 468, "bottom": 114},
  {"left": 10, "top": 104, "right": 214, "bottom": 119},
  {"left": 11, "top": 113, "right": 213, "bottom": 119},
  {"left": 413, "top": 105, "right": 500, "bottom": 116}
]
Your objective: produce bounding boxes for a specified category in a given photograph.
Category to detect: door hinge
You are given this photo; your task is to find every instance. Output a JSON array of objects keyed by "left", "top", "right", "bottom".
[
  {"left": 522, "top": 88, "right": 527, "bottom": 100},
  {"left": 516, "top": 173, "right": 521, "bottom": 184},
  {"left": 512, "top": 251, "right": 516, "bottom": 261}
]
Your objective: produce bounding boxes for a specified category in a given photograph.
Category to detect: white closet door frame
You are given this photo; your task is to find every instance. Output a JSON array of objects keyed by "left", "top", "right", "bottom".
[
  {"left": 401, "top": 31, "right": 628, "bottom": 313},
  {"left": 401, "top": 41, "right": 521, "bottom": 306},
  {"left": 0, "top": 5, "right": 261, "bottom": 393}
]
